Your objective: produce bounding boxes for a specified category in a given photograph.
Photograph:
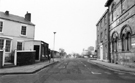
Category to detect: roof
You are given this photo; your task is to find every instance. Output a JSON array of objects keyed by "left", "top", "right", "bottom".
[
  {"left": 105, "top": 0, "right": 113, "bottom": 7},
  {"left": 0, "top": 11, "right": 35, "bottom": 26},
  {"left": 24, "top": 40, "right": 49, "bottom": 45},
  {"left": 96, "top": 9, "right": 109, "bottom": 26}
]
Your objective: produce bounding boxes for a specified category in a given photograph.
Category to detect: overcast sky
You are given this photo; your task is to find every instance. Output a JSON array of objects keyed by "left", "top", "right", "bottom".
[{"left": 0, "top": 0, "right": 107, "bottom": 54}]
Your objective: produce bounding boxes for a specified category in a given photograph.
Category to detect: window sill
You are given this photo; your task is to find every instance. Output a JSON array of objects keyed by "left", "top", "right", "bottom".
[{"left": 20, "top": 35, "right": 27, "bottom": 37}]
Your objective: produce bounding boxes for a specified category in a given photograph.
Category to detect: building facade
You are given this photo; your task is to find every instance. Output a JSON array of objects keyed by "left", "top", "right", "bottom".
[
  {"left": 96, "top": 9, "right": 110, "bottom": 62},
  {"left": 105, "top": 0, "right": 135, "bottom": 67},
  {"left": 24, "top": 40, "right": 50, "bottom": 61},
  {"left": 0, "top": 11, "right": 35, "bottom": 66}
]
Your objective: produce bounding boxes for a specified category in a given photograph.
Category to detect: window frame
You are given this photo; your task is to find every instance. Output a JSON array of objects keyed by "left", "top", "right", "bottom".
[
  {"left": 5, "top": 39, "right": 11, "bottom": 52},
  {"left": 0, "top": 39, "right": 4, "bottom": 50},
  {"left": 21, "top": 25, "right": 27, "bottom": 36},
  {"left": 17, "top": 41, "right": 23, "bottom": 50},
  {"left": 121, "top": 25, "right": 132, "bottom": 52},
  {"left": 0, "top": 21, "right": 3, "bottom": 33}
]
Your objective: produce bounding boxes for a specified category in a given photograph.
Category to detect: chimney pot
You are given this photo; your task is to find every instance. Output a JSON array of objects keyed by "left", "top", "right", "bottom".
[
  {"left": 5, "top": 11, "right": 9, "bottom": 15},
  {"left": 25, "top": 12, "right": 31, "bottom": 21}
]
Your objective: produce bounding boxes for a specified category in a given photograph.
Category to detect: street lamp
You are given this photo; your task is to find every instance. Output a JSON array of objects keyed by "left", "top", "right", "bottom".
[{"left": 53, "top": 32, "right": 56, "bottom": 62}]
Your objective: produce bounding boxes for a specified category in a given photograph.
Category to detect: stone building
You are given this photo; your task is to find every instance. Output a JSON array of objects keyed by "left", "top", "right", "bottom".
[
  {"left": 105, "top": 0, "right": 135, "bottom": 67},
  {"left": 96, "top": 9, "right": 110, "bottom": 62}
]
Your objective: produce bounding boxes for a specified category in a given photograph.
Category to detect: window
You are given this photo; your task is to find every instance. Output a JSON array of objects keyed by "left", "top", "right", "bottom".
[
  {"left": 121, "top": 26, "right": 132, "bottom": 51},
  {"left": 104, "top": 29, "right": 107, "bottom": 40},
  {"left": 0, "top": 39, "right": 4, "bottom": 50},
  {"left": 104, "top": 15, "right": 107, "bottom": 25},
  {"left": 21, "top": 26, "right": 26, "bottom": 35},
  {"left": 111, "top": 3, "right": 115, "bottom": 21},
  {"left": 17, "top": 42, "right": 22, "bottom": 50},
  {"left": 0, "top": 21, "right": 3, "bottom": 32},
  {"left": 121, "top": 0, "right": 124, "bottom": 13},
  {"left": 121, "top": 34, "right": 125, "bottom": 51},
  {"left": 127, "top": 32, "right": 131, "bottom": 51},
  {"left": 5, "top": 40, "right": 11, "bottom": 52},
  {"left": 100, "top": 32, "right": 103, "bottom": 42},
  {"left": 112, "top": 32, "right": 118, "bottom": 52}
]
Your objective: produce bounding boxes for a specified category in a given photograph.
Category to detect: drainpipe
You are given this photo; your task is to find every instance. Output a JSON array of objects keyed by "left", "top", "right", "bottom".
[{"left": 107, "top": 8, "right": 111, "bottom": 63}]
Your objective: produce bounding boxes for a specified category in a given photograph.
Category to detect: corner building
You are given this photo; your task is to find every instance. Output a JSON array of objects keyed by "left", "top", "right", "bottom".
[
  {"left": 105, "top": 0, "right": 135, "bottom": 67},
  {"left": 96, "top": 9, "right": 110, "bottom": 62}
]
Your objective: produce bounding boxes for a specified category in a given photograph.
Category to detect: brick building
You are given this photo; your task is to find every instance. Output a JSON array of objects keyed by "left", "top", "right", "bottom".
[
  {"left": 105, "top": 0, "right": 135, "bottom": 67},
  {"left": 96, "top": 9, "right": 110, "bottom": 62}
]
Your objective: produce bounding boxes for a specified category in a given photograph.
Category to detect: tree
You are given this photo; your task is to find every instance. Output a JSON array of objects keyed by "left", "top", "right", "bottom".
[
  {"left": 59, "top": 48, "right": 66, "bottom": 57},
  {"left": 88, "top": 46, "right": 94, "bottom": 52}
]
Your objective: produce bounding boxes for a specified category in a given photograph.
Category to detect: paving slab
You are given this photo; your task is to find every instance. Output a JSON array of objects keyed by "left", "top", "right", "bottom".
[{"left": 0, "top": 58, "right": 60, "bottom": 75}]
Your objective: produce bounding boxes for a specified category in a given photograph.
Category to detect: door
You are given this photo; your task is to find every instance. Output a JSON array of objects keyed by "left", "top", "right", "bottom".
[
  {"left": 0, "top": 39, "right": 4, "bottom": 66},
  {"left": 34, "top": 45, "right": 40, "bottom": 60},
  {"left": 100, "top": 44, "right": 103, "bottom": 60},
  {"left": 4, "top": 39, "right": 12, "bottom": 63},
  {"left": 0, "top": 39, "right": 12, "bottom": 65}
]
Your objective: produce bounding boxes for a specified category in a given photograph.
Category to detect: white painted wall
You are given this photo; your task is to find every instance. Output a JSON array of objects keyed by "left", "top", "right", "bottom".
[
  {"left": 1, "top": 19, "right": 35, "bottom": 39},
  {"left": 0, "top": 18, "right": 35, "bottom": 51},
  {"left": 24, "top": 41, "right": 34, "bottom": 50}
]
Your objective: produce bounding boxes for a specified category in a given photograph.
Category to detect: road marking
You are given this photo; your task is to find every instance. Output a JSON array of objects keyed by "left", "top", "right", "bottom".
[{"left": 91, "top": 72, "right": 101, "bottom": 74}]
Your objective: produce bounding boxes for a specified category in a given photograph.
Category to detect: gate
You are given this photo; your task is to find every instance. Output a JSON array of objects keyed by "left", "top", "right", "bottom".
[{"left": 0, "top": 50, "right": 3, "bottom": 68}]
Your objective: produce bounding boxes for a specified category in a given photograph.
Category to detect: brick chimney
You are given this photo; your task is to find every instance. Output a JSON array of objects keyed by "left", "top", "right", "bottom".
[
  {"left": 25, "top": 12, "right": 31, "bottom": 21},
  {"left": 5, "top": 11, "right": 9, "bottom": 15}
]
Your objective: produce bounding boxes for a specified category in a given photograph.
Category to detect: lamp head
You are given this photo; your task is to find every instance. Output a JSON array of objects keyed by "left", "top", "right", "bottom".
[{"left": 54, "top": 32, "right": 56, "bottom": 34}]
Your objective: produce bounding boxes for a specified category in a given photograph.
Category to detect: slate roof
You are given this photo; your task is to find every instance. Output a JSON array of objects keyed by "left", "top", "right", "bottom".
[{"left": 0, "top": 11, "right": 35, "bottom": 26}]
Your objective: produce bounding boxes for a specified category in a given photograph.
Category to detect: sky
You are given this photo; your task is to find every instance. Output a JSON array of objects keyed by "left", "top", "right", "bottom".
[{"left": 0, "top": 0, "right": 107, "bottom": 54}]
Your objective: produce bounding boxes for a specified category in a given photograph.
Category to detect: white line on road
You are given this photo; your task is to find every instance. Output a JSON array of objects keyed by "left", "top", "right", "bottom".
[
  {"left": 91, "top": 72, "right": 101, "bottom": 74},
  {"left": 117, "top": 73, "right": 125, "bottom": 75},
  {"left": 84, "top": 65, "right": 87, "bottom": 67}
]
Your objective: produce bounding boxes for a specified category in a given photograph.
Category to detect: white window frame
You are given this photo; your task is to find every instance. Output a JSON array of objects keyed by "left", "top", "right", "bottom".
[
  {"left": 0, "top": 19, "right": 4, "bottom": 33},
  {"left": 20, "top": 24, "right": 27, "bottom": 36},
  {"left": 17, "top": 40, "right": 24, "bottom": 50},
  {"left": 5, "top": 39, "right": 12, "bottom": 52}
]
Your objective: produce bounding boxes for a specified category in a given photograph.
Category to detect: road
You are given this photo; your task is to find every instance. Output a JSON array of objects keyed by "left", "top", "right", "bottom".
[{"left": 0, "top": 58, "right": 135, "bottom": 83}]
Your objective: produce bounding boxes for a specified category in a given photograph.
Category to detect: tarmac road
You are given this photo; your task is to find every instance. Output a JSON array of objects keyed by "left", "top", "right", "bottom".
[{"left": 0, "top": 58, "right": 135, "bottom": 83}]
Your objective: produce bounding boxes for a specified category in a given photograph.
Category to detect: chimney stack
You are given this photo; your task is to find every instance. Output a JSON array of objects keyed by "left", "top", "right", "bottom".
[
  {"left": 25, "top": 12, "right": 31, "bottom": 21},
  {"left": 5, "top": 11, "right": 9, "bottom": 15}
]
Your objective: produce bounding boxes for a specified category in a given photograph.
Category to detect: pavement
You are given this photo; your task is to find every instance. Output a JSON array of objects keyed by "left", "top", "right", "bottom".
[
  {"left": 0, "top": 58, "right": 61, "bottom": 75},
  {"left": 1, "top": 58, "right": 135, "bottom": 75},
  {"left": 89, "top": 59, "right": 135, "bottom": 73}
]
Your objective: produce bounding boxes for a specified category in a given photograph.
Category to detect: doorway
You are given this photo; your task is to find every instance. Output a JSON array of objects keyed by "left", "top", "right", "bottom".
[
  {"left": 100, "top": 43, "right": 103, "bottom": 60},
  {"left": 34, "top": 45, "right": 40, "bottom": 60}
]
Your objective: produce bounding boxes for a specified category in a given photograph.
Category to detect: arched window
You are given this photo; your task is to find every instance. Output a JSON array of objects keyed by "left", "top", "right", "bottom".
[
  {"left": 111, "top": 32, "right": 118, "bottom": 52},
  {"left": 111, "top": 3, "right": 116, "bottom": 21},
  {"left": 121, "top": 25, "right": 132, "bottom": 51},
  {"left": 127, "top": 32, "right": 131, "bottom": 51},
  {"left": 121, "top": 34, "right": 125, "bottom": 51}
]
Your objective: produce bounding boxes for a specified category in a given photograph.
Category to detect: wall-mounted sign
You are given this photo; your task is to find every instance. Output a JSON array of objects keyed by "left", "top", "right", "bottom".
[{"left": 110, "top": 6, "right": 135, "bottom": 29}]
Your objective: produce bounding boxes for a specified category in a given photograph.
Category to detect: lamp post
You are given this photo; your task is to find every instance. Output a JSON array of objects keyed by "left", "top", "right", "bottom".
[{"left": 53, "top": 32, "right": 56, "bottom": 62}]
